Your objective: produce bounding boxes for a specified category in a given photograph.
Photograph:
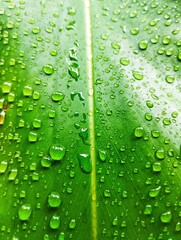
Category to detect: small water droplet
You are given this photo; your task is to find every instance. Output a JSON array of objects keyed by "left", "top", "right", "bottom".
[{"left": 69, "top": 219, "right": 76, "bottom": 229}]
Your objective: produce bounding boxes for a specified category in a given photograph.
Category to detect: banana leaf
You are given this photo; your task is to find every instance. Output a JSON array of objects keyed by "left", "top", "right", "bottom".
[{"left": 0, "top": 0, "right": 181, "bottom": 239}]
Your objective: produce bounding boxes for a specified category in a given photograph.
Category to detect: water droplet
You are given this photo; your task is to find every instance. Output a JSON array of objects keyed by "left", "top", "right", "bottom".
[
  {"left": 69, "top": 219, "right": 76, "bottom": 229},
  {"left": 33, "top": 119, "right": 42, "bottom": 129},
  {"left": 50, "top": 214, "right": 60, "bottom": 229},
  {"left": 78, "top": 154, "right": 92, "bottom": 173},
  {"left": 0, "top": 110, "right": 6, "bottom": 125},
  {"left": 132, "top": 70, "right": 143, "bottom": 80},
  {"left": 69, "top": 48, "right": 77, "bottom": 61},
  {"left": 131, "top": 28, "right": 139, "bottom": 35},
  {"left": 18, "top": 204, "right": 32, "bottom": 220},
  {"left": 120, "top": 58, "right": 130, "bottom": 66},
  {"left": 146, "top": 100, "right": 154, "bottom": 108},
  {"left": 152, "top": 162, "right": 161, "bottom": 172},
  {"left": 160, "top": 211, "right": 172, "bottom": 223},
  {"left": 23, "top": 86, "right": 33, "bottom": 97},
  {"left": 68, "top": 62, "right": 79, "bottom": 80},
  {"left": 163, "top": 118, "right": 171, "bottom": 125},
  {"left": 104, "top": 189, "right": 111, "bottom": 198},
  {"left": 139, "top": 40, "right": 148, "bottom": 50},
  {"left": 165, "top": 75, "right": 174, "bottom": 83},
  {"left": 134, "top": 127, "right": 144, "bottom": 138},
  {"left": 149, "top": 186, "right": 161, "bottom": 197},
  {"left": 43, "top": 64, "right": 54, "bottom": 75},
  {"left": 111, "top": 42, "right": 121, "bottom": 50},
  {"left": 162, "top": 35, "right": 171, "bottom": 45},
  {"left": 8, "top": 169, "right": 18, "bottom": 180},
  {"left": 49, "top": 145, "right": 65, "bottom": 161},
  {"left": 28, "top": 132, "right": 38, "bottom": 142},
  {"left": 79, "top": 128, "right": 89, "bottom": 144},
  {"left": 41, "top": 156, "right": 52, "bottom": 168},
  {"left": 144, "top": 204, "right": 152, "bottom": 215},
  {"left": 151, "top": 130, "right": 160, "bottom": 138},
  {"left": 58, "top": 232, "right": 65, "bottom": 240},
  {"left": 175, "top": 222, "right": 181, "bottom": 232},
  {"left": 0, "top": 161, "right": 8, "bottom": 173},
  {"left": 112, "top": 217, "right": 118, "bottom": 226},
  {"left": 48, "top": 192, "right": 61, "bottom": 208},
  {"left": 51, "top": 92, "right": 65, "bottom": 102},
  {"left": 98, "top": 150, "right": 107, "bottom": 161},
  {"left": 156, "top": 149, "right": 165, "bottom": 160},
  {"left": 32, "top": 27, "right": 40, "bottom": 34},
  {"left": 178, "top": 51, "right": 181, "bottom": 61},
  {"left": 2, "top": 82, "right": 12, "bottom": 93}
]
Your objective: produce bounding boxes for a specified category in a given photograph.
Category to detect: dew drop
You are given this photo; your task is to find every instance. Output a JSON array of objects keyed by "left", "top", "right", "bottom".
[
  {"left": 78, "top": 154, "right": 92, "bottom": 173},
  {"left": 69, "top": 219, "right": 76, "bottom": 229},
  {"left": 49, "top": 145, "right": 65, "bottom": 161},
  {"left": 160, "top": 211, "right": 172, "bottom": 223},
  {"left": 68, "top": 62, "right": 79, "bottom": 80},
  {"left": 132, "top": 70, "right": 143, "bottom": 80},
  {"left": 50, "top": 214, "right": 60, "bottom": 229},
  {"left": 134, "top": 126, "right": 144, "bottom": 138},
  {"left": 139, "top": 40, "right": 148, "bottom": 50},
  {"left": 51, "top": 92, "right": 65, "bottom": 102},
  {"left": 18, "top": 204, "right": 32, "bottom": 220},
  {"left": 43, "top": 64, "right": 54, "bottom": 75},
  {"left": 48, "top": 192, "right": 61, "bottom": 208}
]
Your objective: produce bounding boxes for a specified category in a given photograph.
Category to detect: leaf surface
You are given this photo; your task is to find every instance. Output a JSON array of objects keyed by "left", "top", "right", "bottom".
[{"left": 0, "top": 0, "right": 181, "bottom": 239}]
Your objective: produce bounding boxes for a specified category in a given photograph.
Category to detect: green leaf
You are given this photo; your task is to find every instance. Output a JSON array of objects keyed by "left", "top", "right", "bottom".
[{"left": 0, "top": 0, "right": 181, "bottom": 239}]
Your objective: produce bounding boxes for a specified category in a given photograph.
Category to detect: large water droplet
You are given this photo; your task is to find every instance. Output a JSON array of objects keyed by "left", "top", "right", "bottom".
[
  {"left": 18, "top": 204, "right": 32, "bottom": 220},
  {"left": 160, "top": 211, "right": 172, "bottom": 223},
  {"left": 49, "top": 145, "right": 65, "bottom": 161},
  {"left": 43, "top": 64, "right": 54, "bottom": 75},
  {"left": 78, "top": 154, "right": 92, "bottom": 173},
  {"left": 48, "top": 192, "right": 61, "bottom": 208}
]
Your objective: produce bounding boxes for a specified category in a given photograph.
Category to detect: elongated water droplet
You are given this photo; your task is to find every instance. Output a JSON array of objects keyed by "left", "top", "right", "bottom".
[
  {"left": 78, "top": 154, "right": 92, "bottom": 173},
  {"left": 68, "top": 62, "right": 79, "bottom": 80}
]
